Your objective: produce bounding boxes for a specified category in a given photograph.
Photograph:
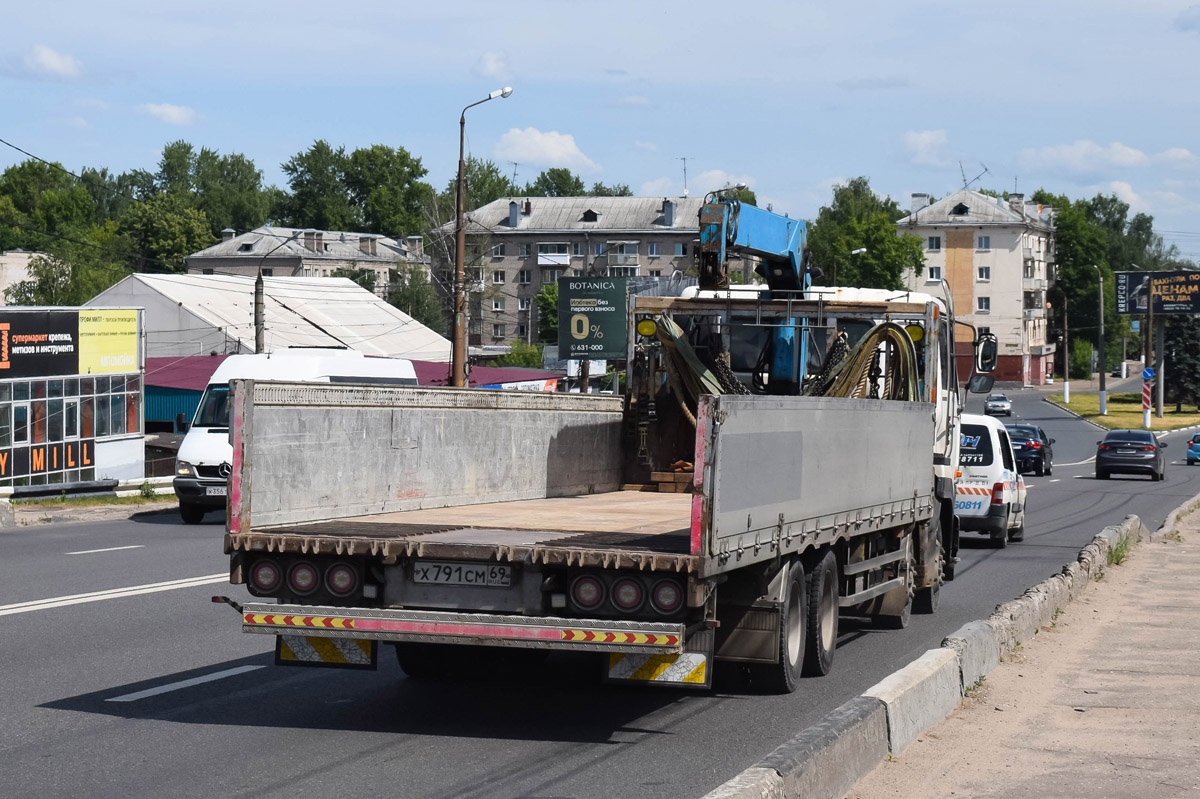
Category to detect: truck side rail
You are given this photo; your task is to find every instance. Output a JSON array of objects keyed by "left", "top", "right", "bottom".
[{"left": 229, "top": 381, "right": 625, "bottom": 531}]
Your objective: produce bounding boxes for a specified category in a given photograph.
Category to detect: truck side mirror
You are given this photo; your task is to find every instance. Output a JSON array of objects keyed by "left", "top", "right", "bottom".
[
  {"left": 176, "top": 412, "right": 189, "bottom": 433},
  {"left": 975, "top": 333, "right": 999, "bottom": 374},
  {"left": 967, "top": 375, "right": 994, "bottom": 394}
]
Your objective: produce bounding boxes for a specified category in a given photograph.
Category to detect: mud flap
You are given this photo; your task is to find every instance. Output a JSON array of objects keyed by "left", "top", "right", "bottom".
[
  {"left": 603, "top": 628, "right": 713, "bottom": 689},
  {"left": 275, "top": 635, "right": 378, "bottom": 670}
]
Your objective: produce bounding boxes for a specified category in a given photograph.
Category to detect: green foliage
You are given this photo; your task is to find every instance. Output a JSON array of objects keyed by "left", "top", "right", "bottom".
[
  {"left": 331, "top": 267, "right": 378, "bottom": 295},
  {"left": 441, "top": 157, "right": 518, "bottom": 214},
  {"left": 806, "top": 177, "right": 924, "bottom": 289},
  {"left": 387, "top": 265, "right": 446, "bottom": 334},
  {"left": 193, "top": 147, "right": 272, "bottom": 235},
  {"left": 1069, "top": 336, "right": 1093, "bottom": 380},
  {"left": 525, "top": 168, "right": 585, "bottom": 197},
  {"left": 535, "top": 283, "right": 558, "bottom": 342},
  {"left": 345, "top": 144, "right": 432, "bottom": 237},
  {"left": 1164, "top": 315, "right": 1200, "bottom": 410},
  {"left": 4, "top": 223, "right": 128, "bottom": 305},
  {"left": 279, "top": 140, "right": 358, "bottom": 231},
  {"left": 724, "top": 186, "right": 757, "bottom": 206},
  {"left": 590, "top": 182, "right": 633, "bottom": 197},
  {"left": 119, "top": 193, "right": 216, "bottom": 272},
  {"left": 139, "top": 481, "right": 158, "bottom": 499},
  {"left": 495, "top": 339, "right": 544, "bottom": 368}
]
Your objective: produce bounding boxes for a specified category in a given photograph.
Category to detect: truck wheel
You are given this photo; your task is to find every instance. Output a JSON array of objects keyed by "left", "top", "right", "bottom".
[
  {"left": 915, "top": 540, "right": 942, "bottom": 614},
  {"left": 803, "top": 551, "right": 838, "bottom": 677},
  {"left": 179, "top": 503, "right": 206, "bottom": 525},
  {"left": 1008, "top": 524, "right": 1025, "bottom": 543},
  {"left": 394, "top": 643, "right": 460, "bottom": 680},
  {"left": 990, "top": 528, "right": 1008, "bottom": 548},
  {"left": 751, "top": 560, "right": 806, "bottom": 694},
  {"left": 874, "top": 539, "right": 913, "bottom": 630},
  {"left": 943, "top": 513, "right": 959, "bottom": 582}
]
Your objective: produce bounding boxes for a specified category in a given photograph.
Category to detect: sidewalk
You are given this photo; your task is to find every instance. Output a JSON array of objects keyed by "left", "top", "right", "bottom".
[{"left": 847, "top": 508, "right": 1200, "bottom": 798}]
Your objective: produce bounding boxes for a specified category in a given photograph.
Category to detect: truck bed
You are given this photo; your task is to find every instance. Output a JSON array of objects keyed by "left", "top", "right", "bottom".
[{"left": 226, "top": 491, "right": 698, "bottom": 573}]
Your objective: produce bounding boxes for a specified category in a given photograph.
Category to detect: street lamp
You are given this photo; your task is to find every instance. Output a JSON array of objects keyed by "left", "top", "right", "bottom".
[
  {"left": 1093, "top": 265, "right": 1106, "bottom": 414},
  {"left": 452, "top": 86, "right": 514, "bottom": 387},
  {"left": 834, "top": 247, "right": 866, "bottom": 287}
]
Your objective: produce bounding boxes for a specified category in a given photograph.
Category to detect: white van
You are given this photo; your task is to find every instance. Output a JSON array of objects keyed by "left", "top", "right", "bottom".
[
  {"left": 956, "top": 413, "right": 1027, "bottom": 548},
  {"left": 173, "top": 350, "right": 418, "bottom": 524}
]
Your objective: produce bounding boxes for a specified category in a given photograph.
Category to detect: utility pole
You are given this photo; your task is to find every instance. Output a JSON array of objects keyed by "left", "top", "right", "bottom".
[
  {"left": 1094, "top": 265, "right": 1106, "bottom": 414},
  {"left": 255, "top": 272, "right": 265, "bottom": 353},
  {"left": 1156, "top": 316, "right": 1165, "bottom": 418},
  {"left": 1062, "top": 294, "right": 1070, "bottom": 404}
]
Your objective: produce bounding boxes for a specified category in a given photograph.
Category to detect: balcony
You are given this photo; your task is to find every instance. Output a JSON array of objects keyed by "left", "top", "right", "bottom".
[
  {"left": 608, "top": 252, "right": 639, "bottom": 267},
  {"left": 1022, "top": 277, "right": 1047, "bottom": 291},
  {"left": 1023, "top": 307, "right": 1046, "bottom": 320},
  {"left": 1023, "top": 247, "right": 1034, "bottom": 262}
]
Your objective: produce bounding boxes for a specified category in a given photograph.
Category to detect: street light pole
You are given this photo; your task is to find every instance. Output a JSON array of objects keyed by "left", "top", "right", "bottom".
[
  {"left": 1094, "top": 265, "right": 1106, "bottom": 414},
  {"left": 452, "top": 86, "right": 514, "bottom": 387},
  {"left": 1063, "top": 293, "right": 1070, "bottom": 404},
  {"left": 838, "top": 247, "right": 866, "bottom": 287}
]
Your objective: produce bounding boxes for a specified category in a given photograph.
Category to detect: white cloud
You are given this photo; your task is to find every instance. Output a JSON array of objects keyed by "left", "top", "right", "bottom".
[
  {"left": 620, "top": 95, "right": 651, "bottom": 106},
  {"left": 640, "top": 177, "right": 675, "bottom": 196},
  {"left": 24, "top": 45, "right": 80, "bottom": 78},
  {"left": 634, "top": 140, "right": 658, "bottom": 152},
  {"left": 1106, "top": 180, "right": 1146, "bottom": 212},
  {"left": 475, "top": 51, "right": 509, "bottom": 80},
  {"left": 1154, "top": 147, "right": 1198, "bottom": 167},
  {"left": 494, "top": 127, "right": 600, "bottom": 174},
  {"left": 137, "top": 102, "right": 198, "bottom": 126},
  {"left": 1017, "top": 140, "right": 1149, "bottom": 174},
  {"left": 903, "top": 129, "right": 952, "bottom": 168},
  {"left": 1174, "top": 5, "right": 1200, "bottom": 32},
  {"left": 692, "top": 169, "right": 756, "bottom": 197}
]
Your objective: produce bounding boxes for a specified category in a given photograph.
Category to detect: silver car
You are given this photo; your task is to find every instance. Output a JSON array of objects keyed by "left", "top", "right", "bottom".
[{"left": 984, "top": 393, "right": 1012, "bottom": 417}]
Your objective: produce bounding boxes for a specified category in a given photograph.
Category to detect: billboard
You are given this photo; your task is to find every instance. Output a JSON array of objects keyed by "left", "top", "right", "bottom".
[
  {"left": 557, "top": 277, "right": 628, "bottom": 360},
  {"left": 0, "top": 309, "right": 140, "bottom": 378},
  {"left": 1115, "top": 270, "right": 1200, "bottom": 315},
  {"left": 79, "top": 309, "right": 140, "bottom": 374}
]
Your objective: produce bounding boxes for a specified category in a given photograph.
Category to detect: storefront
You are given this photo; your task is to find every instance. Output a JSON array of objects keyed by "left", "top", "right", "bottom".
[{"left": 0, "top": 308, "right": 144, "bottom": 489}]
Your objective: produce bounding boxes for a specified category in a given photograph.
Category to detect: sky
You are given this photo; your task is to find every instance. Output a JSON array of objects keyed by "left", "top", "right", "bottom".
[{"left": 4, "top": 1, "right": 1200, "bottom": 260}]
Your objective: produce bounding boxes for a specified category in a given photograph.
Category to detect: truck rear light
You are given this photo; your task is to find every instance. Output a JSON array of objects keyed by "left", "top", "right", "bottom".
[
  {"left": 611, "top": 578, "right": 644, "bottom": 612},
  {"left": 249, "top": 559, "right": 281, "bottom": 594},
  {"left": 288, "top": 562, "right": 319, "bottom": 595},
  {"left": 570, "top": 575, "right": 605, "bottom": 610},
  {"left": 650, "top": 579, "right": 683, "bottom": 614},
  {"left": 325, "top": 562, "right": 358, "bottom": 597},
  {"left": 991, "top": 482, "right": 1005, "bottom": 505}
]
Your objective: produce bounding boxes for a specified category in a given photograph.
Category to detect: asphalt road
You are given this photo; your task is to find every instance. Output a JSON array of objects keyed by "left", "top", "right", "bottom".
[{"left": 2, "top": 396, "right": 1197, "bottom": 799}]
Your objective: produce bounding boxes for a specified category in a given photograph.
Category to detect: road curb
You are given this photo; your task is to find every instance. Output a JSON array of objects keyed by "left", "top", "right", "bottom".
[
  {"left": 1040, "top": 396, "right": 1108, "bottom": 430},
  {"left": 700, "top": 501, "right": 1198, "bottom": 799}
]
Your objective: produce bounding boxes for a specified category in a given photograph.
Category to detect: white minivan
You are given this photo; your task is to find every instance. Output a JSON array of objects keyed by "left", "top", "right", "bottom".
[
  {"left": 956, "top": 413, "right": 1027, "bottom": 548},
  {"left": 173, "top": 350, "right": 418, "bottom": 524}
]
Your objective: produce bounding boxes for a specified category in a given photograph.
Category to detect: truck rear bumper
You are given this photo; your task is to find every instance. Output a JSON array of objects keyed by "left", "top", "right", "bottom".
[{"left": 240, "top": 602, "right": 686, "bottom": 654}]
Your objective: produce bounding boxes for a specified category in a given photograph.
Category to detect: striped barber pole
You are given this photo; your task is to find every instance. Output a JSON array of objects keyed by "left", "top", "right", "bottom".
[{"left": 1143, "top": 379, "right": 1152, "bottom": 411}]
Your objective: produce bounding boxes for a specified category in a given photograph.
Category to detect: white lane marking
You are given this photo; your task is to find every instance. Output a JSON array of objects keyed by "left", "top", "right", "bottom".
[
  {"left": 106, "top": 665, "right": 265, "bottom": 703},
  {"left": 66, "top": 545, "right": 145, "bottom": 556},
  {"left": 1049, "top": 478, "right": 1061, "bottom": 483},
  {"left": 1058, "top": 457, "right": 1097, "bottom": 466},
  {"left": 0, "top": 573, "right": 228, "bottom": 617}
]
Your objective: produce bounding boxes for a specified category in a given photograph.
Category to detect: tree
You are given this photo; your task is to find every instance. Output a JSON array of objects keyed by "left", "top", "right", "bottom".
[
  {"left": 0, "top": 159, "right": 94, "bottom": 244},
  {"left": 1164, "top": 314, "right": 1200, "bottom": 410},
  {"left": 156, "top": 140, "right": 197, "bottom": 196},
  {"left": 495, "top": 339, "right": 544, "bottom": 368},
  {"left": 724, "top": 186, "right": 757, "bottom": 206},
  {"left": 331, "top": 267, "right": 377, "bottom": 295},
  {"left": 590, "top": 182, "right": 632, "bottom": 197},
  {"left": 279, "top": 140, "right": 358, "bottom": 231},
  {"left": 3, "top": 221, "right": 128, "bottom": 305},
  {"left": 193, "top": 148, "right": 272, "bottom": 235},
  {"left": 525, "top": 168, "right": 585, "bottom": 197},
  {"left": 388, "top": 265, "right": 446, "bottom": 334},
  {"left": 806, "top": 177, "right": 924, "bottom": 289},
  {"left": 118, "top": 193, "right": 215, "bottom": 272},
  {"left": 78, "top": 167, "right": 137, "bottom": 224},
  {"left": 535, "top": 282, "right": 558, "bottom": 342},
  {"left": 440, "top": 157, "right": 516, "bottom": 214},
  {"left": 345, "top": 144, "right": 432, "bottom": 237}
]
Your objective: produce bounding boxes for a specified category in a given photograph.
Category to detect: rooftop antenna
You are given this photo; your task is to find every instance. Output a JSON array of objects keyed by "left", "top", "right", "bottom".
[
  {"left": 508, "top": 161, "right": 520, "bottom": 190},
  {"left": 959, "top": 161, "right": 989, "bottom": 190},
  {"left": 679, "top": 156, "right": 690, "bottom": 197}
]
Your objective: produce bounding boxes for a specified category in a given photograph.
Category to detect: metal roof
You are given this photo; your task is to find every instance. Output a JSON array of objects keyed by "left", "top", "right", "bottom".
[
  {"left": 453, "top": 196, "right": 708, "bottom": 235},
  {"left": 186, "top": 226, "right": 423, "bottom": 264},
  {"left": 88, "top": 273, "right": 451, "bottom": 361},
  {"left": 896, "top": 189, "right": 1055, "bottom": 230}
]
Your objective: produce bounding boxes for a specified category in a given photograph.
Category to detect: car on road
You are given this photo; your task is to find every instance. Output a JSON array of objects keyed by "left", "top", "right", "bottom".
[
  {"left": 1095, "top": 429, "right": 1168, "bottom": 481},
  {"left": 983, "top": 393, "right": 1012, "bottom": 416},
  {"left": 957, "top": 413, "right": 1027, "bottom": 547},
  {"left": 1005, "top": 424, "right": 1055, "bottom": 475},
  {"left": 1187, "top": 433, "right": 1200, "bottom": 466}
]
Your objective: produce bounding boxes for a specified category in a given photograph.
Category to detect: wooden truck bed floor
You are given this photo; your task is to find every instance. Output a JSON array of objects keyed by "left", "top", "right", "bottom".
[{"left": 229, "top": 491, "right": 699, "bottom": 573}]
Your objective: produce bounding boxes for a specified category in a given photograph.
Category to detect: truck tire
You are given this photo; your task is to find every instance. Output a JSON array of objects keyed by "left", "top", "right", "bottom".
[
  {"left": 179, "top": 503, "right": 206, "bottom": 525},
  {"left": 803, "top": 551, "right": 838, "bottom": 677},
  {"left": 1008, "top": 523, "right": 1025, "bottom": 543},
  {"left": 751, "top": 560, "right": 806, "bottom": 694},
  {"left": 394, "top": 642, "right": 459, "bottom": 680},
  {"left": 943, "top": 513, "right": 959, "bottom": 582},
  {"left": 990, "top": 528, "right": 1008, "bottom": 548},
  {"left": 915, "top": 539, "right": 942, "bottom": 614},
  {"left": 874, "top": 539, "right": 913, "bottom": 630}
]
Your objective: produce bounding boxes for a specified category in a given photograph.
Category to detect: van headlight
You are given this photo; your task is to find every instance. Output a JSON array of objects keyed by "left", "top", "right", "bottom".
[{"left": 176, "top": 460, "right": 196, "bottom": 477}]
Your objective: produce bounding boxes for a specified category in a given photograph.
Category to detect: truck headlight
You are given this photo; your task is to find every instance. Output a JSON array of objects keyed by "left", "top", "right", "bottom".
[{"left": 176, "top": 460, "right": 196, "bottom": 477}]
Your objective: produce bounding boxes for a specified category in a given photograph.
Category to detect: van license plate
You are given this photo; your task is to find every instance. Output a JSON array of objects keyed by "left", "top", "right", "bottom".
[
  {"left": 413, "top": 561, "right": 511, "bottom": 587},
  {"left": 206, "top": 486, "right": 227, "bottom": 496}
]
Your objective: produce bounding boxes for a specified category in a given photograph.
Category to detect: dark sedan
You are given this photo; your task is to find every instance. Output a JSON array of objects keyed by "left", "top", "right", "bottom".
[
  {"left": 1006, "top": 424, "right": 1055, "bottom": 475},
  {"left": 1096, "top": 429, "right": 1168, "bottom": 481}
]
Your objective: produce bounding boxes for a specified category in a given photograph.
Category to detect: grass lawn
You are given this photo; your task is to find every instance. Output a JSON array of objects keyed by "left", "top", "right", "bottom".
[
  {"left": 1045, "top": 392, "right": 1200, "bottom": 431},
  {"left": 11, "top": 495, "right": 174, "bottom": 509}
]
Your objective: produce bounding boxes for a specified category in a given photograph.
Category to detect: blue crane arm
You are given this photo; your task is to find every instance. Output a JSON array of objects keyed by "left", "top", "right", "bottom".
[{"left": 698, "top": 200, "right": 809, "bottom": 294}]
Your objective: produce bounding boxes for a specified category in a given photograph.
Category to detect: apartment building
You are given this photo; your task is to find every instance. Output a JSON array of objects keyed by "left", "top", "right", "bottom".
[
  {"left": 436, "top": 196, "right": 707, "bottom": 346},
  {"left": 897, "top": 189, "right": 1057, "bottom": 385}
]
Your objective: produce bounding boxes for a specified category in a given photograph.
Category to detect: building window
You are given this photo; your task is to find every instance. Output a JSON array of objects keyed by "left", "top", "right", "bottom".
[
  {"left": 977, "top": 296, "right": 991, "bottom": 313},
  {"left": 518, "top": 324, "right": 529, "bottom": 339},
  {"left": 518, "top": 297, "right": 530, "bottom": 311},
  {"left": 594, "top": 243, "right": 608, "bottom": 256},
  {"left": 543, "top": 269, "right": 559, "bottom": 284},
  {"left": 649, "top": 270, "right": 662, "bottom": 277},
  {"left": 648, "top": 242, "right": 659, "bottom": 256},
  {"left": 572, "top": 269, "right": 584, "bottom": 276},
  {"left": 927, "top": 266, "right": 942, "bottom": 281},
  {"left": 261, "top": 268, "right": 273, "bottom": 277},
  {"left": 610, "top": 266, "right": 639, "bottom": 277},
  {"left": 927, "top": 236, "right": 941, "bottom": 251},
  {"left": 519, "top": 244, "right": 531, "bottom": 257},
  {"left": 538, "top": 243, "right": 569, "bottom": 266},
  {"left": 238, "top": 243, "right": 254, "bottom": 252},
  {"left": 978, "top": 326, "right": 991, "bottom": 337},
  {"left": 674, "top": 242, "right": 687, "bottom": 256},
  {"left": 492, "top": 270, "right": 505, "bottom": 284},
  {"left": 492, "top": 324, "right": 505, "bottom": 339},
  {"left": 977, "top": 266, "right": 991, "bottom": 281},
  {"left": 977, "top": 235, "right": 990, "bottom": 250},
  {"left": 572, "top": 242, "right": 585, "bottom": 257},
  {"left": 491, "top": 243, "right": 506, "bottom": 257},
  {"left": 517, "top": 269, "right": 532, "bottom": 284},
  {"left": 492, "top": 297, "right": 505, "bottom": 312},
  {"left": 202, "top": 269, "right": 214, "bottom": 275}
]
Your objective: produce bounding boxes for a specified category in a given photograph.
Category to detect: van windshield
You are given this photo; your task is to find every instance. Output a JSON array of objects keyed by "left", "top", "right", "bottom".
[
  {"left": 959, "top": 423, "right": 994, "bottom": 466},
  {"left": 194, "top": 385, "right": 230, "bottom": 428}
]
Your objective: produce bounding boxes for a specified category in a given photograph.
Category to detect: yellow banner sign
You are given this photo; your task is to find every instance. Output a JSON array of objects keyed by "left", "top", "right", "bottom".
[{"left": 78, "top": 309, "right": 140, "bottom": 374}]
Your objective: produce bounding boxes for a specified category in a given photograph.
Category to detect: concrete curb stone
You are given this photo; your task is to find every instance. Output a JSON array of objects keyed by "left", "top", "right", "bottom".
[
  {"left": 1158, "top": 489, "right": 1200, "bottom": 542},
  {"left": 941, "top": 621, "right": 1000, "bottom": 692},
  {"left": 756, "top": 696, "right": 888, "bottom": 799},
  {"left": 862, "top": 648, "right": 961, "bottom": 755},
  {"left": 700, "top": 768, "right": 785, "bottom": 799}
]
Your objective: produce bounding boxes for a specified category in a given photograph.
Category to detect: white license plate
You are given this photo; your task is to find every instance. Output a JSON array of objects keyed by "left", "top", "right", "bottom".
[
  {"left": 1117, "top": 448, "right": 1135, "bottom": 455},
  {"left": 206, "top": 485, "right": 227, "bottom": 496},
  {"left": 413, "top": 560, "right": 511, "bottom": 587}
]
